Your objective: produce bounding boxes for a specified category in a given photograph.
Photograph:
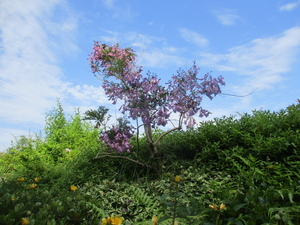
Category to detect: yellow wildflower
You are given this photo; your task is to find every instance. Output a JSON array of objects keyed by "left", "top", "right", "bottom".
[
  {"left": 110, "top": 215, "right": 123, "bottom": 225},
  {"left": 70, "top": 185, "right": 77, "bottom": 191},
  {"left": 101, "top": 218, "right": 108, "bottom": 225},
  {"left": 231, "top": 190, "right": 237, "bottom": 194},
  {"left": 34, "top": 177, "right": 40, "bottom": 182},
  {"left": 209, "top": 203, "right": 218, "bottom": 210},
  {"left": 220, "top": 203, "right": 226, "bottom": 210},
  {"left": 21, "top": 218, "right": 29, "bottom": 225},
  {"left": 174, "top": 175, "right": 181, "bottom": 182},
  {"left": 107, "top": 215, "right": 123, "bottom": 225},
  {"left": 17, "top": 178, "right": 25, "bottom": 182},
  {"left": 101, "top": 215, "right": 123, "bottom": 225},
  {"left": 209, "top": 203, "right": 226, "bottom": 211},
  {"left": 152, "top": 215, "right": 158, "bottom": 225},
  {"left": 30, "top": 184, "right": 37, "bottom": 189}
]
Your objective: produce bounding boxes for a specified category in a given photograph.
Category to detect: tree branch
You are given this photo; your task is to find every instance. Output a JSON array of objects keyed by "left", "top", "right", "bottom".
[
  {"left": 153, "top": 126, "right": 181, "bottom": 146},
  {"left": 93, "top": 153, "right": 153, "bottom": 168},
  {"left": 153, "top": 113, "right": 184, "bottom": 146}
]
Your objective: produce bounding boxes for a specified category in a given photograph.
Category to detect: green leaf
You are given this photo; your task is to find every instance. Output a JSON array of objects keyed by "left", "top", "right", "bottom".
[
  {"left": 233, "top": 203, "right": 247, "bottom": 211},
  {"left": 288, "top": 192, "right": 294, "bottom": 203}
]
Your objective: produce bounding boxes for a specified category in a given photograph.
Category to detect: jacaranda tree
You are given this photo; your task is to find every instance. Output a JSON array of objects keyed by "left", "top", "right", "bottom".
[{"left": 89, "top": 42, "right": 225, "bottom": 158}]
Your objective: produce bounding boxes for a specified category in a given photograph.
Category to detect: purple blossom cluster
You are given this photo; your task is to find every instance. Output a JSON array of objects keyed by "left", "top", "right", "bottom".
[
  {"left": 167, "top": 64, "right": 225, "bottom": 127},
  {"left": 100, "top": 125, "right": 134, "bottom": 153},
  {"left": 89, "top": 42, "right": 225, "bottom": 153}
]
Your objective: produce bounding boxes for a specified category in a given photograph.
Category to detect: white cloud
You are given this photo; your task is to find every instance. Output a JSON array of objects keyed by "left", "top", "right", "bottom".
[
  {"left": 0, "top": 128, "right": 38, "bottom": 152},
  {"left": 102, "top": 0, "right": 115, "bottom": 9},
  {"left": 213, "top": 9, "right": 240, "bottom": 26},
  {"left": 179, "top": 28, "right": 209, "bottom": 48},
  {"left": 0, "top": 0, "right": 83, "bottom": 151},
  {"left": 99, "top": 32, "right": 154, "bottom": 49},
  {"left": 131, "top": 34, "right": 154, "bottom": 49},
  {"left": 0, "top": 0, "right": 73, "bottom": 123},
  {"left": 140, "top": 49, "right": 185, "bottom": 68},
  {"left": 200, "top": 27, "right": 300, "bottom": 92},
  {"left": 100, "top": 1, "right": 138, "bottom": 22},
  {"left": 65, "top": 84, "right": 108, "bottom": 106},
  {"left": 279, "top": 1, "right": 300, "bottom": 11}
]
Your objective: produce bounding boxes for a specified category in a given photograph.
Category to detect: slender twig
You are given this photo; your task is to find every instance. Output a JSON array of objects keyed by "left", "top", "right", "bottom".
[
  {"left": 136, "top": 119, "right": 140, "bottom": 153},
  {"left": 221, "top": 87, "right": 257, "bottom": 97},
  {"left": 94, "top": 153, "right": 153, "bottom": 168},
  {"left": 172, "top": 181, "right": 179, "bottom": 225},
  {"left": 114, "top": 73, "right": 132, "bottom": 91},
  {"left": 94, "top": 74, "right": 107, "bottom": 83},
  {"left": 216, "top": 212, "right": 220, "bottom": 225},
  {"left": 168, "top": 118, "right": 177, "bottom": 128}
]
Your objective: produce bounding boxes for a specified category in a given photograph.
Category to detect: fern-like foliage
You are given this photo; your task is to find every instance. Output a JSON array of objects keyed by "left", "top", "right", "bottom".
[
  {"left": 130, "top": 185, "right": 162, "bottom": 215},
  {"left": 83, "top": 200, "right": 106, "bottom": 219}
]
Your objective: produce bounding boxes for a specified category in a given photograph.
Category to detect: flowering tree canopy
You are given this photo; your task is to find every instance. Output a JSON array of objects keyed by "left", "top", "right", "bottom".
[{"left": 89, "top": 42, "right": 225, "bottom": 155}]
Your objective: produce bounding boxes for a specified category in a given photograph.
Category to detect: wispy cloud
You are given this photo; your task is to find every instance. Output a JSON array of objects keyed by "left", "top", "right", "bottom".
[
  {"left": 140, "top": 49, "right": 185, "bottom": 68},
  {"left": 279, "top": 1, "right": 300, "bottom": 11},
  {"left": 0, "top": 0, "right": 75, "bottom": 124},
  {"left": 100, "top": 0, "right": 138, "bottom": 22},
  {"left": 65, "top": 84, "right": 108, "bottom": 106},
  {"left": 179, "top": 28, "right": 209, "bottom": 48},
  {"left": 200, "top": 27, "right": 300, "bottom": 92},
  {"left": 102, "top": 0, "right": 115, "bottom": 9},
  {"left": 0, "top": 0, "right": 87, "bottom": 151},
  {"left": 213, "top": 9, "right": 240, "bottom": 26}
]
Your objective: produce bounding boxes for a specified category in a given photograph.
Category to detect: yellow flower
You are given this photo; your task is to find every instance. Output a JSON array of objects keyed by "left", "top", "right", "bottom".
[
  {"left": 17, "top": 177, "right": 25, "bottom": 182},
  {"left": 209, "top": 203, "right": 226, "bottom": 211},
  {"left": 101, "top": 218, "right": 108, "bottom": 225},
  {"left": 231, "top": 190, "right": 237, "bottom": 194},
  {"left": 11, "top": 197, "right": 15, "bottom": 201},
  {"left": 30, "top": 184, "right": 37, "bottom": 189},
  {"left": 21, "top": 218, "right": 29, "bottom": 225},
  {"left": 107, "top": 215, "right": 123, "bottom": 225},
  {"left": 34, "top": 177, "right": 40, "bottom": 182},
  {"left": 220, "top": 203, "right": 226, "bottom": 210},
  {"left": 70, "top": 185, "right": 77, "bottom": 191},
  {"left": 209, "top": 203, "right": 218, "bottom": 210},
  {"left": 174, "top": 175, "right": 181, "bottom": 182},
  {"left": 152, "top": 215, "right": 158, "bottom": 225}
]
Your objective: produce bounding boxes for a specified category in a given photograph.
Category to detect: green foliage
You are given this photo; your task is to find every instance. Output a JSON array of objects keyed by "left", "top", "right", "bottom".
[
  {"left": 152, "top": 103, "right": 300, "bottom": 174},
  {"left": 43, "top": 100, "right": 99, "bottom": 163},
  {"left": 79, "top": 180, "right": 163, "bottom": 223},
  {"left": 83, "top": 105, "right": 111, "bottom": 129},
  {"left": 0, "top": 181, "right": 103, "bottom": 224},
  {"left": 1, "top": 101, "right": 300, "bottom": 224}
]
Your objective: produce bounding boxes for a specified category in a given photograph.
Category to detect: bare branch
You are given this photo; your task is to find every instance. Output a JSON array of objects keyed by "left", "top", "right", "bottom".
[
  {"left": 221, "top": 87, "right": 257, "bottom": 97},
  {"left": 153, "top": 126, "right": 181, "bottom": 146},
  {"left": 94, "top": 153, "right": 153, "bottom": 168}
]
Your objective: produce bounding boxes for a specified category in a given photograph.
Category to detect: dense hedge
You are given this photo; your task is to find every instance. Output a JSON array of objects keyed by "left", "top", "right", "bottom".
[{"left": 155, "top": 103, "right": 300, "bottom": 167}]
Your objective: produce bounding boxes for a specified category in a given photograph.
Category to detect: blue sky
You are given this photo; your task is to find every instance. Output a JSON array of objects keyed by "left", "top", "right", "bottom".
[{"left": 1, "top": 0, "right": 300, "bottom": 152}]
